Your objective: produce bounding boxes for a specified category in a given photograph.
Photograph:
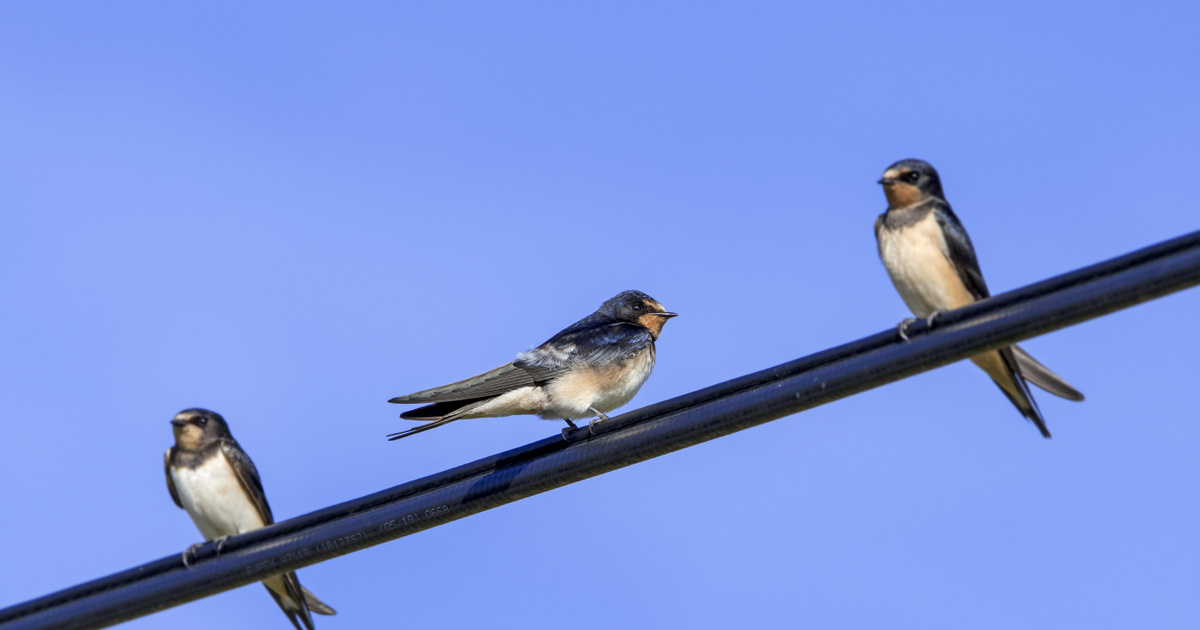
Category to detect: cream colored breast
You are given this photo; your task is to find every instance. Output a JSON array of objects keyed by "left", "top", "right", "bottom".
[
  {"left": 877, "top": 214, "right": 975, "bottom": 317},
  {"left": 171, "top": 453, "right": 265, "bottom": 541},
  {"left": 544, "top": 346, "right": 657, "bottom": 419}
]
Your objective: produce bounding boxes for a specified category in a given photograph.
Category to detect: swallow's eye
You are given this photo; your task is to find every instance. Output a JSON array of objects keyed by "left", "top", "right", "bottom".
[
  {"left": 197, "top": 417, "right": 208, "bottom": 426},
  {"left": 904, "top": 171, "right": 921, "bottom": 184},
  {"left": 631, "top": 303, "right": 643, "bottom": 311}
]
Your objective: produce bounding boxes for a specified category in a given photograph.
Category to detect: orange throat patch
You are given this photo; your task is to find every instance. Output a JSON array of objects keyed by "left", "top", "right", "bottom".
[
  {"left": 173, "top": 425, "right": 204, "bottom": 451},
  {"left": 638, "top": 313, "right": 669, "bottom": 339},
  {"left": 883, "top": 182, "right": 923, "bottom": 208}
]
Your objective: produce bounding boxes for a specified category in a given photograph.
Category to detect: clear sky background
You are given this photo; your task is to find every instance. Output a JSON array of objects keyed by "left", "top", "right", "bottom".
[{"left": 2, "top": 2, "right": 1198, "bottom": 629}]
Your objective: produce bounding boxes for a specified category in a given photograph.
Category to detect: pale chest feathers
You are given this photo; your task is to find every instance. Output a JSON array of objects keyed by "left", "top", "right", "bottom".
[
  {"left": 876, "top": 213, "right": 976, "bottom": 318},
  {"left": 171, "top": 453, "right": 265, "bottom": 541},
  {"left": 544, "top": 345, "right": 657, "bottom": 419}
]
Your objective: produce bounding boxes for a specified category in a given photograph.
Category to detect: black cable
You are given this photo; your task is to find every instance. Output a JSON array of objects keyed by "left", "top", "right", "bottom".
[{"left": 3, "top": 229, "right": 1200, "bottom": 630}]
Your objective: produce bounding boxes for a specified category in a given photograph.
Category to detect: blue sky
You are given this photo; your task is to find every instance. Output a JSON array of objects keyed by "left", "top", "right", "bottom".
[{"left": 2, "top": 2, "right": 1198, "bottom": 628}]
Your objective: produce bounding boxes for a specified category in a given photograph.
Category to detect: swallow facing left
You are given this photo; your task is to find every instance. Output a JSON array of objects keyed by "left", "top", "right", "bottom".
[
  {"left": 874, "top": 159, "right": 1084, "bottom": 437},
  {"left": 387, "top": 290, "right": 677, "bottom": 440},
  {"left": 165, "top": 408, "right": 336, "bottom": 629}
]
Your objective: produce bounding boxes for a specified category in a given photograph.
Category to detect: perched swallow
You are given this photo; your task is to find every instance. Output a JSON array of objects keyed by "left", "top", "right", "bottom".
[
  {"left": 874, "top": 159, "right": 1084, "bottom": 437},
  {"left": 165, "top": 408, "right": 335, "bottom": 629},
  {"left": 387, "top": 290, "right": 677, "bottom": 440}
]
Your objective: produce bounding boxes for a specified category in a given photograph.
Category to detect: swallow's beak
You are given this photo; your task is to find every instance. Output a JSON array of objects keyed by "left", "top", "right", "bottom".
[
  {"left": 170, "top": 419, "right": 188, "bottom": 427},
  {"left": 653, "top": 312, "right": 678, "bottom": 318},
  {"left": 878, "top": 177, "right": 897, "bottom": 185}
]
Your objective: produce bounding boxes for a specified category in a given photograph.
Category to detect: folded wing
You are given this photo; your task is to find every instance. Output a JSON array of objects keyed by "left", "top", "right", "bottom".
[{"left": 387, "top": 319, "right": 653, "bottom": 437}]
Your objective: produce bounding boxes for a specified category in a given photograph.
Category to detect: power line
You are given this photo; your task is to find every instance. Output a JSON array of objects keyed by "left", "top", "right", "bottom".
[{"left": 3, "top": 229, "right": 1200, "bottom": 630}]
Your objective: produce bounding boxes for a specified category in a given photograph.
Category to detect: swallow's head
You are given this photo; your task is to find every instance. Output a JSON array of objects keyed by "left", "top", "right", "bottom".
[
  {"left": 878, "top": 159, "right": 944, "bottom": 208},
  {"left": 601, "top": 290, "right": 678, "bottom": 339},
  {"left": 170, "top": 408, "right": 230, "bottom": 451}
]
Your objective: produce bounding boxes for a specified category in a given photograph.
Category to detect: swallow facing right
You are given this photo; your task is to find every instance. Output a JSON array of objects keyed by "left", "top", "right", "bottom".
[
  {"left": 387, "top": 290, "right": 676, "bottom": 440},
  {"left": 166, "top": 408, "right": 335, "bottom": 629},
  {"left": 874, "top": 159, "right": 1084, "bottom": 437}
]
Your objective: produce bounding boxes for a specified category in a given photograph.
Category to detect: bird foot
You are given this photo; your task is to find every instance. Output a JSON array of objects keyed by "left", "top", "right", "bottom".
[
  {"left": 181, "top": 542, "right": 204, "bottom": 568},
  {"left": 213, "top": 535, "right": 230, "bottom": 556},
  {"left": 897, "top": 311, "right": 943, "bottom": 341},
  {"left": 563, "top": 411, "right": 610, "bottom": 439},
  {"left": 586, "top": 408, "right": 609, "bottom": 435}
]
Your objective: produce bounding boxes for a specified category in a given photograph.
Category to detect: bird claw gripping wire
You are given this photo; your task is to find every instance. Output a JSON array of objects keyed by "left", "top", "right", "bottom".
[
  {"left": 180, "top": 535, "right": 232, "bottom": 568},
  {"left": 561, "top": 410, "right": 609, "bottom": 440},
  {"left": 587, "top": 407, "right": 609, "bottom": 436},
  {"left": 180, "top": 543, "right": 204, "bottom": 568},
  {"left": 896, "top": 311, "right": 943, "bottom": 341}
]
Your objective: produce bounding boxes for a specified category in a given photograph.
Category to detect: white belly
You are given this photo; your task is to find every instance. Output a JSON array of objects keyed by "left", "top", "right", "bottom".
[
  {"left": 877, "top": 217, "right": 975, "bottom": 318},
  {"left": 543, "top": 347, "right": 656, "bottom": 419},
  {"left": 171, "top": 453, "right": 265, "bottom": 540},
  {"left": 465, "top": 385, "right": 552, "bottom": 418}
]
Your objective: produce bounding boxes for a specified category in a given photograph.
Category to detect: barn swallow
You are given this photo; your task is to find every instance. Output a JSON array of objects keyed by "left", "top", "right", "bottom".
[
  {"left": 874, "top": 159, "right": 1084, "bottom": 437},
  {"left": 387, "top": 290, "right": 676, "bottom": 440},
  {"left": 165, "top": 408, "right": 335, "bottom": 629}
]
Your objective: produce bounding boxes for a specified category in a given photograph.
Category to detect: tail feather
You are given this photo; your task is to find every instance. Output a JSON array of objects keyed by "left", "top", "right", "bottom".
[
  {"left": 1011, "top": 345, "right": 1085, "bottom": 401},
  {"left": 398, "top": 399, "right": 485, "bottom": 421},
  {"left": 262, "top": 572, "right": 334, "bottom": 629},
  {"left": 388, "top": 399, "right": 492, "bottom": 441},
  {"left": 264, "top": 575, "right": 315, "bottom": 630},
  {"left": 302, "top": 586, "right": 336, "bottom": 616},
  {"left": 971, "top": 349, "right": 1051, "bottom": 438},
  {"left": 387, "top": 416, "right": 460, "bottom": 441}
]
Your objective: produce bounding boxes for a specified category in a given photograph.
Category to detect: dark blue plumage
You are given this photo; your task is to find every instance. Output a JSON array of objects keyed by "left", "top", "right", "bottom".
[{"left": 387, "top": 290, "right": 676, "bottom": 440}]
